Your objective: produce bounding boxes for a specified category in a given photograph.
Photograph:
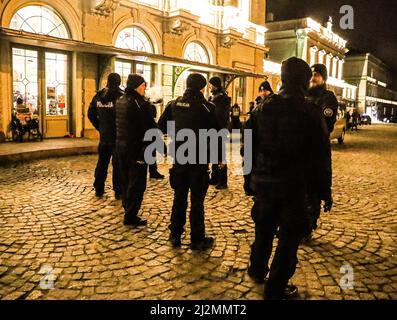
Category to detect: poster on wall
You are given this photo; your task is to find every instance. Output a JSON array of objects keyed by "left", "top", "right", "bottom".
[
  {"left": 58, "top": 94, "right": 66, "bottom": 115},
  {"left": 47, "top": 87, "right": 56, "bottom": 99},
  {"left": 58, "top": 94, "right": 66, "bottom": 109}
]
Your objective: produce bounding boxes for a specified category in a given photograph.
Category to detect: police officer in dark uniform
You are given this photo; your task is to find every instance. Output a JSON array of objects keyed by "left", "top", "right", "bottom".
[
  {"left": 243, "top": 81, "right": 275, "bottom": 196},
  {"left": 115, "top": 74, "right": 157, "bottom": 227},
  {"left": 148, "top": 103, "right": 165, "bottom": 180},
  {"left": 158, "top": 73, "right": 218, "bottom": 250},
  {"left": 302, "top": 64, "right": 338, "bottom": 242},
  {"left": 256, "top": 80, "right": 274, "bottom": 106},
  {"left": 230, "top": 103, "right": 241, "bottom": 130},
  {"left": 246, "top": 57, "right": 332, "bottom": 299},
  {"left": 308, "top": 64, "right": 339, "bottom": 134},
  {"left": 88, "top": 73, "right": 123, "bottom": 199},
  {"left": 208, "top": 76, "right": 231, "bottom": 190}
]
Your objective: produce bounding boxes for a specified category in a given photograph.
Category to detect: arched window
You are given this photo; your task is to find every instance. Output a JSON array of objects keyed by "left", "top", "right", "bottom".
[
  {"left": 184, "top": 42, "right": 210, "bottom": 64},
  {"left": 10, "top": 5, "right": 69, "bottom": 39},
  {"left": 115, "top": 27, "right": 154, "bottom": 53}
]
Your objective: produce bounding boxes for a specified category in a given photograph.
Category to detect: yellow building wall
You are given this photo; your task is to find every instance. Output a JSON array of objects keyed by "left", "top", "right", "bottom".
[
  {"left": 0, "top": 0, "right": 268, "bottom": 139},
  {"left": 0, "top": 40, "right": 12, "bottom": 141}
]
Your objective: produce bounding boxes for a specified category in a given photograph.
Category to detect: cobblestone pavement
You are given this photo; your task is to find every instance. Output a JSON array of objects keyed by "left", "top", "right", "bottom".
[{"left": 0, "top": 125, "right": 396, "bottom": 300}]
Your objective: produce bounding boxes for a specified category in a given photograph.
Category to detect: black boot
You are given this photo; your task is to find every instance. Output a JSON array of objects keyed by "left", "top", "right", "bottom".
[
  {"left": 191, "top": 237, "right": 215, "bottom": 251},
  {"left": 264, "top": 284, "right": 299, "bottom": 300},
  {"left": 114, "top": 193, "right": 122, "bottom": 200},
  {"left": 123, "top": 216, "right": 147, "bottom": 227},
  {"left": 247, "top": 266, "right": 266, "bottom": 284},
  {"left": 95, "top": 189, "right": 104, "bottom": 198},
  {"left": 216, "top": 165, "right": 228, "bottom": 189},
  {"left": 216, "top": 183, "right": 228, "bottom": 190},
  {"left": 169, "top": 234, "right": 182, "bottom": 248}
]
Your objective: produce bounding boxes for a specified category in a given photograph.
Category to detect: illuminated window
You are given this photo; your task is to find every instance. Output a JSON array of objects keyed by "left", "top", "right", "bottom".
[
  {"left": 10, "top": 5, "right": 69, "bottom": 39},
  {"left": 115, "top": 27, "right": 154, "bottom": 53},
  {"left": 115, "top": 61, "right": 132, "bottom": 89},
  {"left": 115, "top": 60, "right": 153, "bottom": 89},
  {"left": 184, "top": 42, "right": 210, "bottom": 64},
  {"left": 12, "top": 48, "right": 39, "bottom": 115},
  {"left": 45, "top": 52, "right": 68, "bottom": 116},
  {"left": 136, "top": 63, "right": 152, "bottom": 88}
]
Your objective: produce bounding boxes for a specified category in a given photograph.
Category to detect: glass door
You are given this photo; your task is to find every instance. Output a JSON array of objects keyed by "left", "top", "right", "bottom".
[
  {"left": 44, "top": 51, "right": 69, "bottom": 137},
  {"left": 135, "top": 62, "right": 152, "bottom": 88},
  {"left": 115, "top": 60, "right": 132, "bottom": 89},
  {"left": 175, "top": 70, "right": 209, "bottom": 98},
  {"left": 12, "top": 47, "right": 70, "bottom": 139},
  {"left": 115, "top": 59, "right": 153, "bottom": 89},
  {"left": 12, "top": 47, "right": 39, "bottom": 123}
]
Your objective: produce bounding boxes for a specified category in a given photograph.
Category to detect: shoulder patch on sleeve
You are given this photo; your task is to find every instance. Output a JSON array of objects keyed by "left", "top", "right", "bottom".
[{"left": 323, "top": 107, "right": 334, "bottom": 118}]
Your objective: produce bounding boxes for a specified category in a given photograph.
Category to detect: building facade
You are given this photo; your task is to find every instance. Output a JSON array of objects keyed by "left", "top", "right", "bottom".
[
  {"left": 344, "top": 52, "right": 397, "bottom": 119},
  {"left": 264, "top": 17, "right": 357, "bottom": 107},
  {"left": 0, "top": 0, "right": 269, "bottom": 141}
]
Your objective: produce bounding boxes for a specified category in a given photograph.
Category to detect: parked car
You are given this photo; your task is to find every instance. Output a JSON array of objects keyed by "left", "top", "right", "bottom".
[
  {"left": 383, "top": 116, "right": 397, "bottom": 123},
  {"left": 360, "top": 114, "right": 372, "bottom": 125},
  {"left": 389, "top": 116, "right": 397, "bottom": 123},
  {"left": 330, "top": 105, "right": 347, "bottom": 144}
]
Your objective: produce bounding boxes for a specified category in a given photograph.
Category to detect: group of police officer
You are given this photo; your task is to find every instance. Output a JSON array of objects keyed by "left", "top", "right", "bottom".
[{"left": 88, "top": 56, "right": 338, "bottom": 299}]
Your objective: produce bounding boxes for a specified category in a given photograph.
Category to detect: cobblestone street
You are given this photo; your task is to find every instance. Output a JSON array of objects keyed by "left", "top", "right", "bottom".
[{"left": 0, "top": 124, "right": 396, "bottom": 300}]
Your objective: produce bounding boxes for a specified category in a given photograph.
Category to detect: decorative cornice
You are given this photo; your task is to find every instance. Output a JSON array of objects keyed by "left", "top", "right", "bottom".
[
  {"left": 166, "top": 17, "right": 191, "bottom": 35},
  {"left": 219, "top": 35, "right": 235, "bottom": 48},
  {"left": 92, "top": 0, "right": 120, "bottom": 17}
]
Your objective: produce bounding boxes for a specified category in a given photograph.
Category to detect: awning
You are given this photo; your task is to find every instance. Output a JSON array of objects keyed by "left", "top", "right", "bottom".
[{"left": 0, "top": 27, "right": 267, "bottom": 79}]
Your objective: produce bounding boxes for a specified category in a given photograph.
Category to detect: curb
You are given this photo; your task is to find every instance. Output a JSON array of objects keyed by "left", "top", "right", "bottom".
[{"left": 0, "top": 146, "right": 98, "bottom": 167}]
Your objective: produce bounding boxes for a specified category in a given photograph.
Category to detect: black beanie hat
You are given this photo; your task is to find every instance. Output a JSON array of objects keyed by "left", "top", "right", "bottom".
[
  {"left": 107, "top": 73, "right": 121, "bottom": 90},
  {"left": 186, "top": 73, "right": 207, "bottom": 91},
  {"left": 281, "top": 57, "right": 312, "bottom": 87},
  {"left": 126, "top": 74, "right": 146, "bottom": 91},
  {"left": 311, "top": 64, "right": 328, "bottom": 81},
  {"left": 259, "top": 80, "right": 273, "bottom": 93},
  {"left": 209, "top": 76, "right": 222, "bottom": 89}
]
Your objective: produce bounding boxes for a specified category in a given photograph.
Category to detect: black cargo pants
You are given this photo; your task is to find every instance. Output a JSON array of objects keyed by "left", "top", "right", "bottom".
[
  {"left": 94, "top": 142, "right": 122, "bottom": 195},
  {"left": 116, "top": 145, "right": 148, "bottom": 220},
  {"left": 249, "top": 182, "right": 308, "bottom": 295},
  {"left": 169, "top": 164, "right": 209, "bottom": 243}
]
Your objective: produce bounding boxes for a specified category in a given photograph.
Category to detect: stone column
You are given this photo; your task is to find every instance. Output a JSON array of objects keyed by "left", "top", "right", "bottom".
[
  {"left": 250, "top": 0, "right": 266, "bottom": 25},
  {"left": 0, "top": 40, "right": 11, "bottom": 141}
]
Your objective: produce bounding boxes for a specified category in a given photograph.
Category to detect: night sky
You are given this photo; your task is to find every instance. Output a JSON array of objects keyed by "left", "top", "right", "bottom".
[{"left": 267, "top": 0, "right": 397, "bottom": 73}]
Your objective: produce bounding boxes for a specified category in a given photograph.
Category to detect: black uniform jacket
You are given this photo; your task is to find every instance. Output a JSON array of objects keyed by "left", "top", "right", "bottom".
[
  {"left": 209, "top": 88, "right": 231, "bottom": 129},
  {"left": 246, "top": 91, "right": 332, "bottom": 200},
  {"left": 115, "top": 90, "right": 158, "bottom": 161},
  {"left": 308, "top": 85, "right": 339, "bottom": 134},
  {"left": 88, "top": 88, "right": 124, "bottom": 144},
  {"left": 158, "top": 88, "right": 219, "bottom": 165}
]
